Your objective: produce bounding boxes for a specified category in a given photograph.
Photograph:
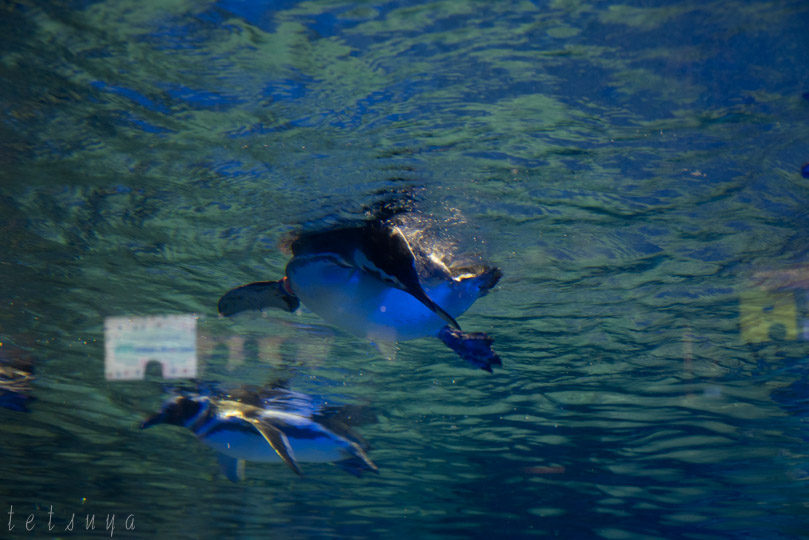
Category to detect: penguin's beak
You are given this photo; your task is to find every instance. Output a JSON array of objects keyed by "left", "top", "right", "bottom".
[{"left": 141, "top": 411, "right": 166, "bottom": 429}]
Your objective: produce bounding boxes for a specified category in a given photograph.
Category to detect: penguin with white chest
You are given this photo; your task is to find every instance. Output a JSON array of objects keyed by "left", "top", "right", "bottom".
[
  {"left": 142, "top": 387, "right": 378, "bottom": 480},
  {"left": 217, "top": 219, "right": 502, "bottom": 372}
]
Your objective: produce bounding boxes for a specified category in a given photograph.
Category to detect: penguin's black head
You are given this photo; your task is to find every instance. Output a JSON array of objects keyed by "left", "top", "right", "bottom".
[{"left": 142, "top": 396, "right": 203, "bottom": 429}]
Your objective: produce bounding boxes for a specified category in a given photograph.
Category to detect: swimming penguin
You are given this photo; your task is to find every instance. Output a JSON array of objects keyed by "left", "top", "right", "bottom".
[
  {"left": 0, "top": 345, "right": 34, "bottom": 412},
  {"left": 142, "top": 387, "right": 378, "bottom": 480},
  {"left": 217, "top": 219, "right": 502, "bottom": 372}
]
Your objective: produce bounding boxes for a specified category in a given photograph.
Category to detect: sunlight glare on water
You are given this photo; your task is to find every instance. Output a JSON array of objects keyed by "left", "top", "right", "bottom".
[{"left": 2, "top": 0, "right": 809, "bottom": 538}]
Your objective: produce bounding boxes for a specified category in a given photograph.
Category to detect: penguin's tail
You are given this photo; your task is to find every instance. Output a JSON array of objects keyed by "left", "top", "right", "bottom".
[{"left": 217, "top": 280, "right": 300, "bottom": 317}]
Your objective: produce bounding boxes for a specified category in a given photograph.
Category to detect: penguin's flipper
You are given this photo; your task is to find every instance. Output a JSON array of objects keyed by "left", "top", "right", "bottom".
[
  {"left": 408, "top": 287, "right": 461, "bottom": 330},
  {"left": 335, "top": 455, "right": 379, "bottom": 477},
  {"left": 217, "top": 453, "right": 246, "bottom": 483},
  {"left": 437, "top": 326, "right": 502, "bottom": 373},
  {"left": 242, "top": 417, "right": 303, "bottom": 476},
  {"left": 346, "top": 442, "right": 378, "bottom": 475},
  {"left": 218, "top": 280, "right": 300, "bottom": 317},
  {"left": 362, "top": 224, "right": 461, "bottom": 330},
  {"left": 314, "top": 404, "right": 377, "bottom": 449}
]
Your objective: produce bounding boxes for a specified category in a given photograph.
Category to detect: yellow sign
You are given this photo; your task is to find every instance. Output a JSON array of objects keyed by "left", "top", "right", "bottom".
[{"left": 739, "top": 289, "right": 799, "bottom": 343}]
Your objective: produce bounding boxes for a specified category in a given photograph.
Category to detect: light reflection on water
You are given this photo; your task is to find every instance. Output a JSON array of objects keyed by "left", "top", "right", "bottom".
[{"left": 2, "top": 0, "right": 809, "bottom": 538}]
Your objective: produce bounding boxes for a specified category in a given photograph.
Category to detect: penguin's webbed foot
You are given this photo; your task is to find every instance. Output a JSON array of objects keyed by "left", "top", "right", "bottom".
[{"left": 438, "top": 327, "right": 502, "bottom": 373}]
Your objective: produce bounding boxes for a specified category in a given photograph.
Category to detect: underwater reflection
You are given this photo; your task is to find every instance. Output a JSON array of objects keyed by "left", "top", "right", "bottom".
[
  {"left": 745, "top": 264, "right": 809, "bottom": 440},
  {"left": 103, "top": 312, "right": 336, "bottom": 381},
  {"left": 142, "top": 384, "right": 378, "bottom": 481},
  {"left": 0, "top": 344, "right": 34, "bottom": 412}
]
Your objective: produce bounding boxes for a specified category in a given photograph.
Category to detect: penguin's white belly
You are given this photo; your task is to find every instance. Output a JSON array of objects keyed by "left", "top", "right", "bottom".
[
  {"left": 287, "top": 259, "right": 480, "bottom": 342},
  {"left": 203, "top": 429, "right": 346, "bottom": 463}
]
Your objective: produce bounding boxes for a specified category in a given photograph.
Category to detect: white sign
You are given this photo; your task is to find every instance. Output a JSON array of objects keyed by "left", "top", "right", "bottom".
[{"left": 104, "top": 315, "right": 198, "bottom": 380}]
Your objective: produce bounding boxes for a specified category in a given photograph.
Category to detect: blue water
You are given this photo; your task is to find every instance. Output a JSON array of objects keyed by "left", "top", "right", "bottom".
[{"left": 2, "top": 0, "right": 809, "bottom": 538}]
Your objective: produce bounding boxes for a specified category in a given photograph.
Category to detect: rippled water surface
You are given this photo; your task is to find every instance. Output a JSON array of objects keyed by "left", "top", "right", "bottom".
[{"left": 3, "top": 0, "right": 809, "bottom": 538}]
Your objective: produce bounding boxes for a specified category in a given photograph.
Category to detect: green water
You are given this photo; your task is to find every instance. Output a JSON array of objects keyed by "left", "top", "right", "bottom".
[{"left": 2, "top": 0, "right": 809, "bottom": 538}]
